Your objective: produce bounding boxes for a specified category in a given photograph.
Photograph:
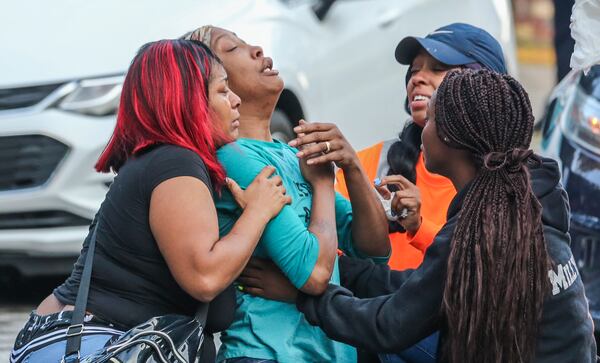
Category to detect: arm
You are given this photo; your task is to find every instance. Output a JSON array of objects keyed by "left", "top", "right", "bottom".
[
  {"left": 150, "top": 166, "right": 289, "bottom": 302},
  {"left": 338, "top": 255, "right": 413, "bottom": 298},
  {"left": 217, "top": 144, "right": 337, "bottom": 295},
  {"left": 290, "top": 121, "right": 390, "bottom": 257},
  {"left": 407, "top": 218, "right": 443, "bottom": 252},
  {"left": 303, "top": 180, "right": 338, "bottom": 294},
  {"left": 238, "top": 254, "right": 412, "bottom": 302},
  {"left": 339, "top": 165, "right": 390, "bottom": 256},
  {"left": 296, "top": 231, "right": 451, "bottom": 353}
]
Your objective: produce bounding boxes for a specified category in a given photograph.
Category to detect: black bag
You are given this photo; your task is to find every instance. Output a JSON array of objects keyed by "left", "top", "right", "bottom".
[
  {"left": 62, "top": 218, "right": 208, "bottom": 363},
  {"left": 79, "top": 309, "right": 207, "bottom": 363}
]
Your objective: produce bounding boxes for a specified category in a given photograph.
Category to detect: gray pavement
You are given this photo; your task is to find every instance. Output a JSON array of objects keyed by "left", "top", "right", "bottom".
[{"left": 0, "top": 63, "right": 556, "bottom": 360}]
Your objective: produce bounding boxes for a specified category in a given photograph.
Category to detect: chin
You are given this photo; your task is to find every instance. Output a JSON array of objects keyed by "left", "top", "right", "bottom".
[
  {"left": 412, "top": 115, "right": 427, "bottom": 128},
  {"left": 269, "top": 77, "right": 285, "bottom": 93}
]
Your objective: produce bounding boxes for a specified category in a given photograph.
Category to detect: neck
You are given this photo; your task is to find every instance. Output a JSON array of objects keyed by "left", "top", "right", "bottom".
[
  {"left": 447, "top": 162, "right": 478, "bottom": 192},
  {"left": 237, "top": 94, "right": 279, "bottom": 142}
]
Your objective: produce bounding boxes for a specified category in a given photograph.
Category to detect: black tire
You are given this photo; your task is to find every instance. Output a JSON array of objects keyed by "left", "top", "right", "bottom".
[{"left": 270, "top": 109, "right": 295, "bottom": 142}]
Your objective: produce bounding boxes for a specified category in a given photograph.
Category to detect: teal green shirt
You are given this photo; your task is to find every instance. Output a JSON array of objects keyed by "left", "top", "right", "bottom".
[{"left": 215, "top": 138, "right": 370, "bottom": 362}]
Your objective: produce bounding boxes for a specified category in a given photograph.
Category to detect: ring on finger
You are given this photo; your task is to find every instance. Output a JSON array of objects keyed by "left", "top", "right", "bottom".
[
  {"left": 324, "top": 141, "right": 331, "bottom": 154},
  {"left": 398, "top": 208, "right": 409, "bottom": 219}
]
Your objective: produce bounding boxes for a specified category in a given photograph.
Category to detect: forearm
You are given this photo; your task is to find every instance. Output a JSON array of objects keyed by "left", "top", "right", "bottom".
[
  {"left": 301, "top": 182, "right": 338, "bottom": 294},
  {"left": 339, "top": 255, "right": 411, "bottom": 298},
  {"left": 343, "top": 165, "right": 390, "bottom": 256},
  {"left": 193, "top": 208, "right": 269, "bottom": 300},
  {"left": 296, "top": 284, "right": 438, "bottom": 353}
]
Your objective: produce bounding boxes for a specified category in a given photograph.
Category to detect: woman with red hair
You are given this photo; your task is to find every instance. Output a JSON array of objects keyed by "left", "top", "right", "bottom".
[{"left": 11, "top": 39, "right": 290, "bottom": 363}]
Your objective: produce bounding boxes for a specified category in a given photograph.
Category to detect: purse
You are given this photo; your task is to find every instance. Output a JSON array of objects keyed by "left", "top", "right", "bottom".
[{"left": 62, "top": 217, "right": 209, "bottom": 363}]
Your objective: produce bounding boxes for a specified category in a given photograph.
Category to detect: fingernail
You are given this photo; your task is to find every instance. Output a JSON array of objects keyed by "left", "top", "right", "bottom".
[
  {"left": 296, "top": 151, "right": 304, "bottom": 157},
  {"left": 237, "top": 285, "right": 244, "bottom": 292},
  {"left": 307, "top": 159, "right": 314, "bottom": 165},
  {"left": 293, "top": 126, "right": 302, "bottom": 132},
  {"left": 288, "top": 140, "right": 297, "bottom": 146},
  {"left": 373, "top": 178, "right": 381, "bottom": 186}
]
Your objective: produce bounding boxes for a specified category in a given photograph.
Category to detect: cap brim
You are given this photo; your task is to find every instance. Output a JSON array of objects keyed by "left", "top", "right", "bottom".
[{"left": 395, "top": 37, "right": 476, "bottom": 66}]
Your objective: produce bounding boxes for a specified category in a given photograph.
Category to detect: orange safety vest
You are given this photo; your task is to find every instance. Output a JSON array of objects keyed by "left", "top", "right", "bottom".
[{"left": 336, "top": 140, "right": 456, "bottom": 270}]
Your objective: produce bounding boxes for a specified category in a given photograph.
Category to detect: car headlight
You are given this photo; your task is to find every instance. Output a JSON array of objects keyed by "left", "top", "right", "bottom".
[
  {"left": 563, "top": 87, "right": 600, "bottom": 154},
  {"left": 57, "top": 75, "right": 124, "bottom": 116}
]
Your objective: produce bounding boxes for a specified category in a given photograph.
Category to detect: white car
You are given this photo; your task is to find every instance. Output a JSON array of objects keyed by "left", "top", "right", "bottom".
[{"left": 0, "top": 0, "right": 517, "bottom": 276}]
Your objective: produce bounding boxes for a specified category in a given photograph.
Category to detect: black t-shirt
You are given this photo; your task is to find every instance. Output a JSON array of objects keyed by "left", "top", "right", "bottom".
[{"left": 54, "top": 144, "right": 235, "bottom": 360}]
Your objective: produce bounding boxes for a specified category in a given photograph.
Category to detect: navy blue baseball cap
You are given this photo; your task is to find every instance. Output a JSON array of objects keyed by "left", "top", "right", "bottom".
[{"left": 395, "top": 23, "right": 507, "bottom": 74}]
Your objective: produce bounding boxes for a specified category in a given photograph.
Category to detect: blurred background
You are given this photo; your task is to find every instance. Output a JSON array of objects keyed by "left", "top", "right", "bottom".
[{"left": 1, "top": 0, "right": 599, "bottom": 356}]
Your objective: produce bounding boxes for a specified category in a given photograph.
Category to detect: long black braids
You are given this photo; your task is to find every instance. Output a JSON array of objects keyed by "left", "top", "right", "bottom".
[{"left": 435, "top": 69, "right": 550, "bottom": 363}]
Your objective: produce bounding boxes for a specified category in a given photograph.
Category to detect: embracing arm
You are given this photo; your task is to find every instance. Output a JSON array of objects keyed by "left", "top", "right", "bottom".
[
  {"left": 151, "top": 167, "right": 289, "bottom": 302},
  {"left": 297, "top": 237, "right": 450, "bottom": 353},
  {"left": 338, "top": 255, "right": 413, "bottom": 297}
]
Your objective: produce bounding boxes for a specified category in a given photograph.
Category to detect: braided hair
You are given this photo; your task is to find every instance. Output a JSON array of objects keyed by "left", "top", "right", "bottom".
[{"left": 434, "top": 70, "right": 550, "bottom": 362}]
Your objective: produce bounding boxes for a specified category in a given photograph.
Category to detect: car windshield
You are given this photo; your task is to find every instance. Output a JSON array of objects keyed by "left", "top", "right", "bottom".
[{"left": 579, "top": 65, "right": 600, "bottom": 102}]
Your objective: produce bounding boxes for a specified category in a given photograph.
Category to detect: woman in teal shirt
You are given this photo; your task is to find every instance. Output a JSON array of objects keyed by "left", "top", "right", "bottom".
[{"left": 182, "top": 26, "right": 391, "bottom": 362}]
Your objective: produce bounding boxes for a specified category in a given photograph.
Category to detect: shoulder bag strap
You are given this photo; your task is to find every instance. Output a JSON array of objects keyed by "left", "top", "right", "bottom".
[
  {"left": 195, "top": 303, "right": 209, "bottom": 329},
  {"left": 62, "top": 218, "right": 100, "bottom": 363}
]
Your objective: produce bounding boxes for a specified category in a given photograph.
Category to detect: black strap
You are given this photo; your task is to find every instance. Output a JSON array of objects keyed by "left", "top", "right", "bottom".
[
  {"left": 63, "top": 219, "right": 101, "bottom": 363},
  {"left": 195, "top": 302, "right": 209, "bottom": 328}
]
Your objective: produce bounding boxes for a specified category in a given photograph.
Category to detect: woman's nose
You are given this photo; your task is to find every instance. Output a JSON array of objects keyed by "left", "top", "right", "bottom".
[
  {"left": 251, "top": 45, "right": 263, "bottom": 59},
  {"left": 410, "top": 70, "right": 429, "bottom": 86},
  {"left": 230, "top": 91, "right": 241, "bottom": 109}
]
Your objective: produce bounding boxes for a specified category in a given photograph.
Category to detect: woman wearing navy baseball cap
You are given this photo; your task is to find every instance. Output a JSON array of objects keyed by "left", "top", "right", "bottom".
[{"left": 294, "top": 23, "right": 507, "bottom": 274}]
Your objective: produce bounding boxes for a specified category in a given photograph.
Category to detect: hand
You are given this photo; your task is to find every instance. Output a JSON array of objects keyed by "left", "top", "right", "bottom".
[
  {"left": 226, "top": 166, "right": 292, "bottom": 220},
  {"left": 288, "top": 120, "right": 360, "bottom": 171},
  {"left": 238, "top": 257, "right": 298, "bottom": 303},
  {"left": 375, "top": 175, "right": 422, "bottom": 234},
  {"left": 299, "top": 154, "right": 334, "bottom": 187}
]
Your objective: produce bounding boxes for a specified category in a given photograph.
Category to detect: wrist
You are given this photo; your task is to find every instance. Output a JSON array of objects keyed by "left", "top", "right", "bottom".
[
  {"left": 310, "top": 177, "right": 335, "bottom": 188},
  {"left": 407, "top": 216, "right": 422, "bottom": 235},
  {"left": 341, "top": 157, "right": 362, "bottom": 174},
  {"left": 245, "top": 204, "right": 272, "bottom": 223}
]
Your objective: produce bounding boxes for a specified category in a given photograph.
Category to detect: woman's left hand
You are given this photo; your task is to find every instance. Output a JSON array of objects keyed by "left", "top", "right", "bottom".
[
  {"left": 377, "top": 175, "right": 422, "bottom": 234},
  {"left": 238, "top": 257, "right": 298, "bottom": 303},
  {"left": 288, "top": 120, "right": 360, "bottom": 171}
]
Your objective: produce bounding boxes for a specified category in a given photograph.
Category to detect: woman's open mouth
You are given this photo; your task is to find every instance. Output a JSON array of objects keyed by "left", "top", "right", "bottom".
[{"left": 261, "top": 58, "right": 279, "bottom": 76}]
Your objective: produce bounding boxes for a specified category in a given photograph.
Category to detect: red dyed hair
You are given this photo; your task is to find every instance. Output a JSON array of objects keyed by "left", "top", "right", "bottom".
[{"left": 95, "top": 39, "right": 230, "bottom": 188}]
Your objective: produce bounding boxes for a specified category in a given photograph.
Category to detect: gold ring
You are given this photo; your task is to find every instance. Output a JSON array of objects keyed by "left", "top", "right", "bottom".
[{"left": 324, "top": 141, "right": 331, "bottom": 154}]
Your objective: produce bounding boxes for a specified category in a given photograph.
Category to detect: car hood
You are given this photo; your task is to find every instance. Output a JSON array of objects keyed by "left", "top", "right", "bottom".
[{"left": 0, "top": 0, "right": 281, "bottom": 87}]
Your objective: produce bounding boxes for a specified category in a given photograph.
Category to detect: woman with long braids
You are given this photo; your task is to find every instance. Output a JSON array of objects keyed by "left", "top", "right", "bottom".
[{"left": 245, "top": 69, "right": 597, "bottom": 362}]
